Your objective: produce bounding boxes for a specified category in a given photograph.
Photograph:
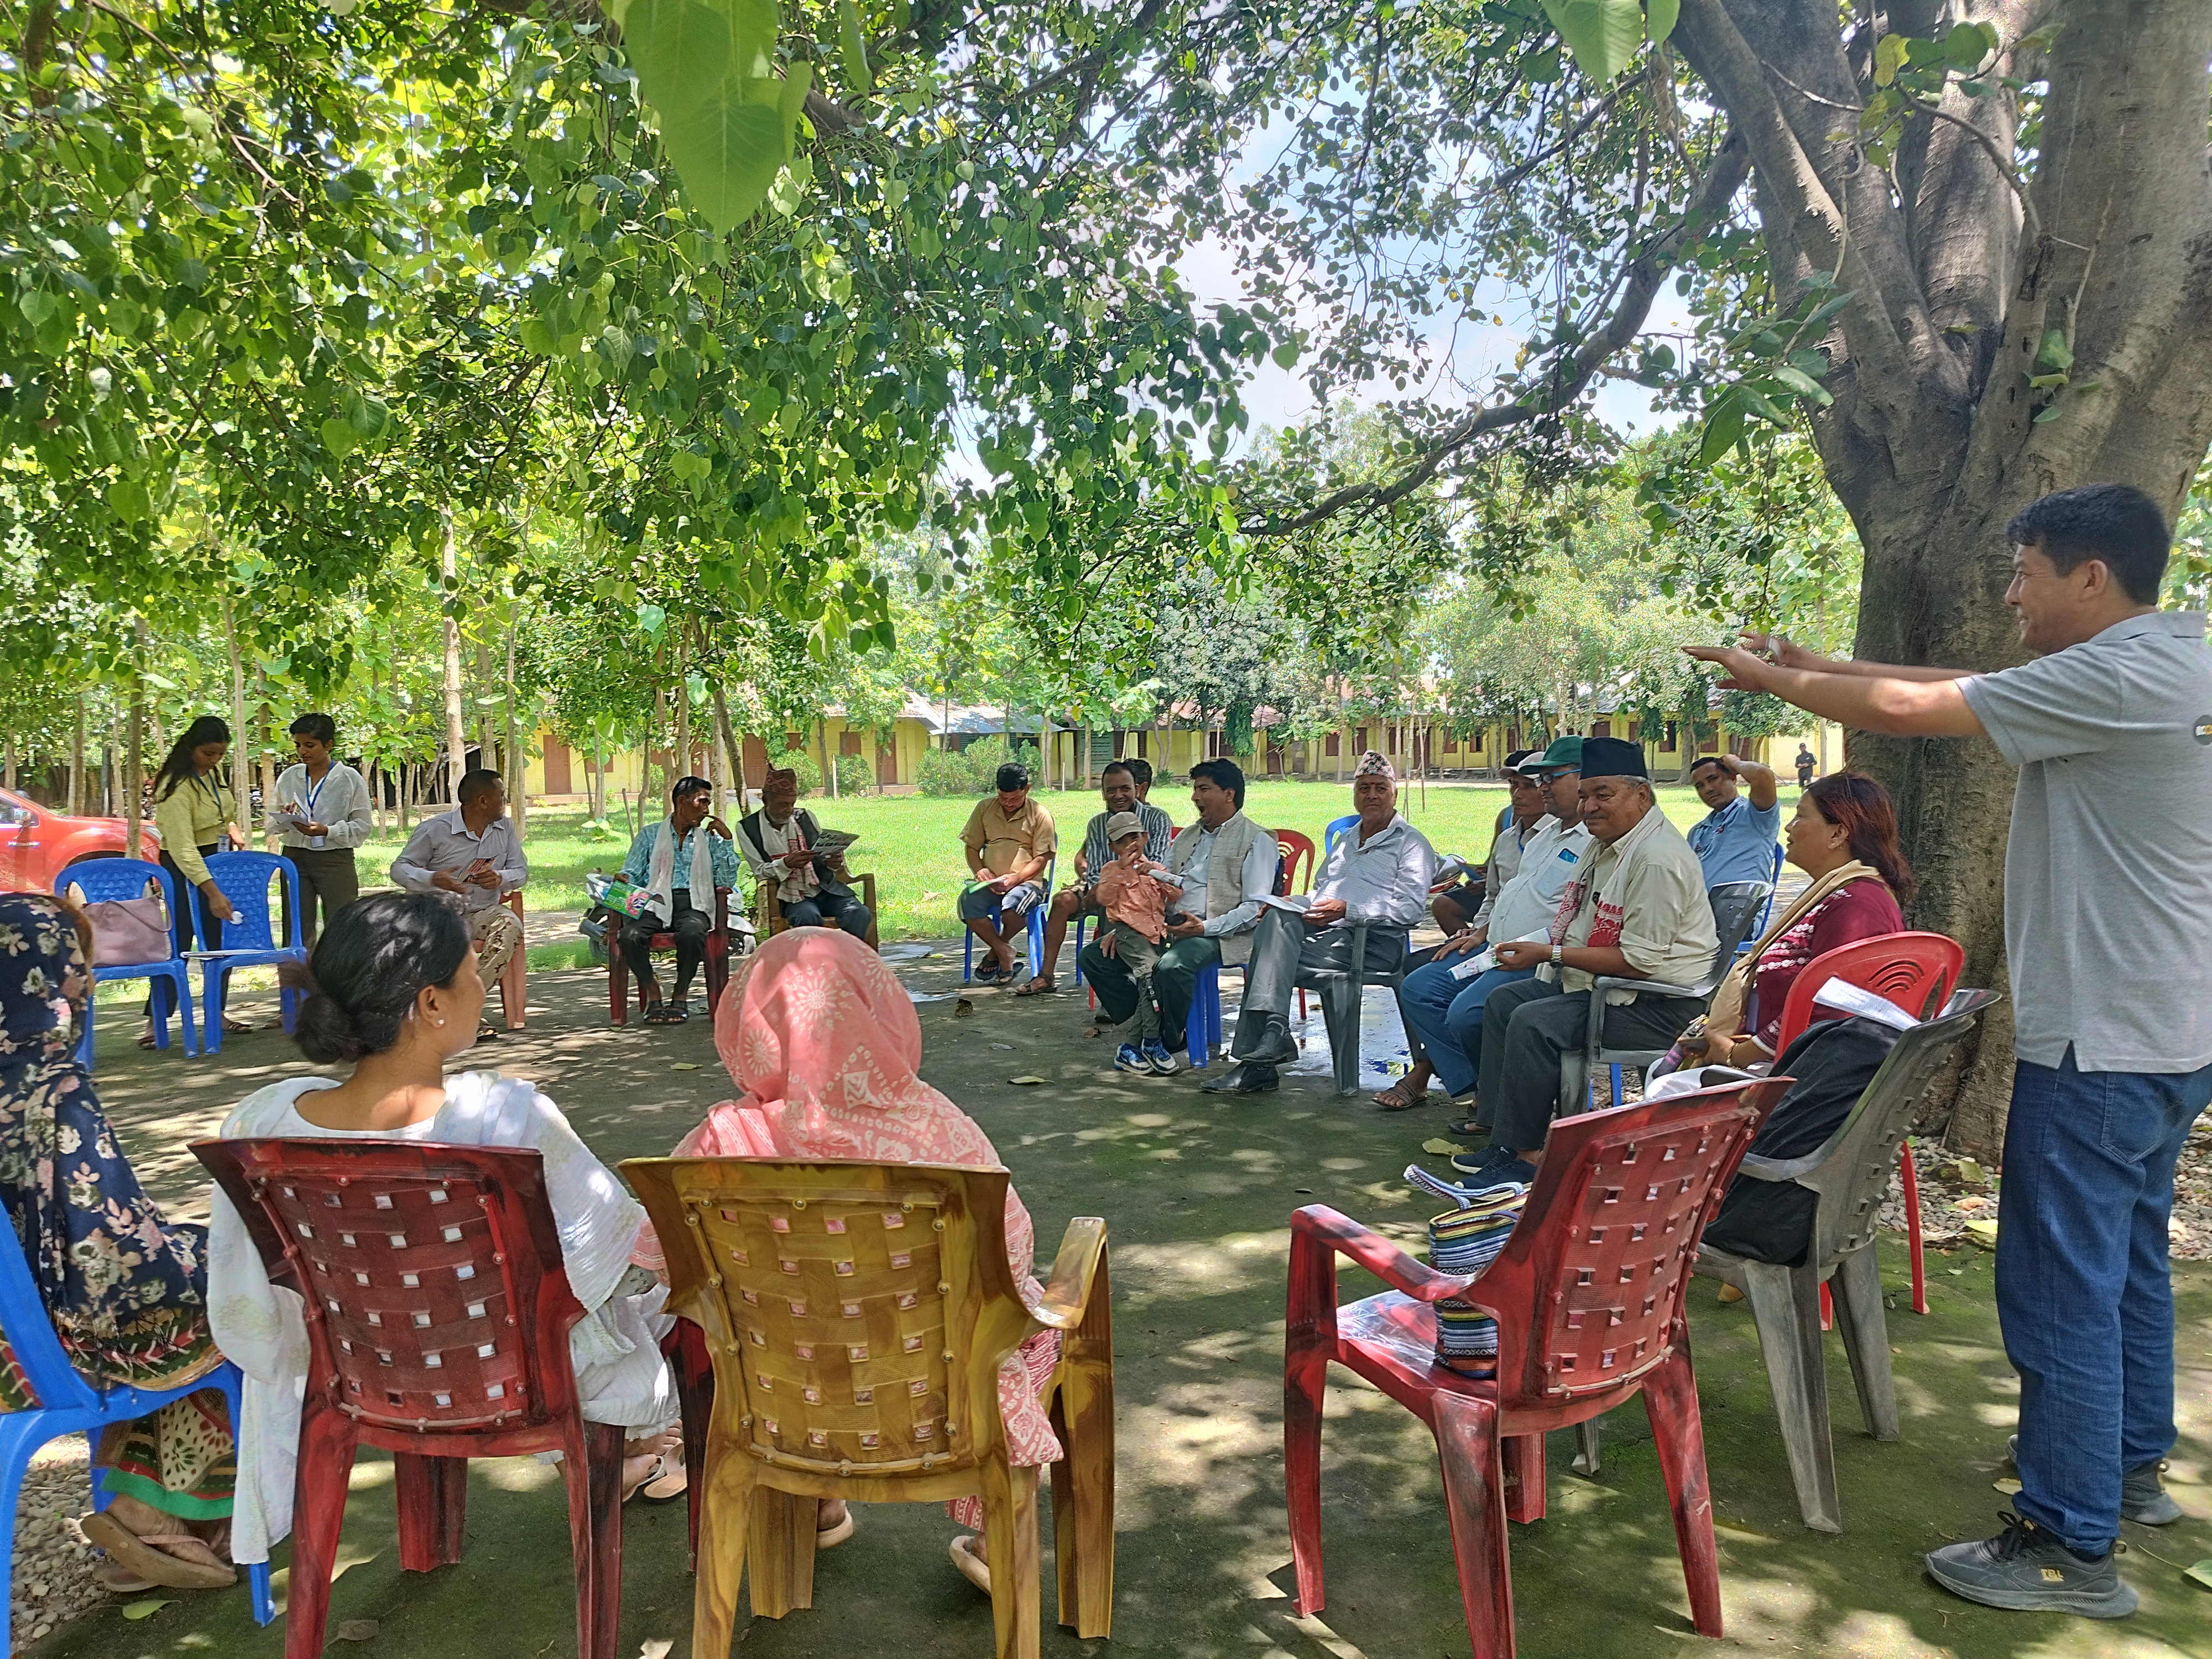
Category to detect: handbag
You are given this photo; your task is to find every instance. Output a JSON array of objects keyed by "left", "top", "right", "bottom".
[{"left": 84, "top": 896, "right": 175, "bottom": 966}]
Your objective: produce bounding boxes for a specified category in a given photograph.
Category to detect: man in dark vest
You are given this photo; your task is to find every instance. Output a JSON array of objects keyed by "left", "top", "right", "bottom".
[{"left": 734, "top": 765, "right": 872, "bottom": 937}]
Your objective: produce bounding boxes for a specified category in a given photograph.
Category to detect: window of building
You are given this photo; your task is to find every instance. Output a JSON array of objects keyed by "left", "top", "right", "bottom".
[
  {"left": 1661, "top": 722, "right": 1678, "bottom": 752},
  {"left": 1324, "top": 732, "right": 1340, "bottom": 757}
]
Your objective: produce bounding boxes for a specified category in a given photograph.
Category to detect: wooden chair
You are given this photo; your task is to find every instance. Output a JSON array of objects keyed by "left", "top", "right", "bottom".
[
  {"left": 1285, "top": 1078, "right": 1785, "bottom": 1658},
  {"left": 620, "top": 1157, "right": 1113, "bottom": 1659},
  {"left": 609, "top": 886, "right": 738, "bottom": 1025},
  {"left": 752, "top": 872, "right": 881, "bottom": 952},
  {"left": 498, "top": 890, "right": 527, "bottom": 1031},
  {"left": 193, "top": 1138, "right": 627, "bottom": 1659}
]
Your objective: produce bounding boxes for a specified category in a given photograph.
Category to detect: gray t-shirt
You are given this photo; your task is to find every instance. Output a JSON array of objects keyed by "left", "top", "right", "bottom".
[{"left": 1960, "top": 610, "right": 2212, "bottom": 1073}]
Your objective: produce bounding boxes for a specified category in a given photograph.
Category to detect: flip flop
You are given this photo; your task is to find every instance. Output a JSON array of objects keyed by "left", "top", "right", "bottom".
[
  {"left": 1014, "top": 975, "right": 1058, "bottom": 997},
  {"left": 641, "top": 1003, "right": 686, "bottom": 1025},
  {"left": 818, "top": 1509, "right": 857, "bottom": 1548},
  {"left": 636, "top": 1453, "right": 689, "bottom": 1504},
  {"left": 1371, "top": 1080, "right": 1431, "bottom": 1112},
  {"left": 79, "top": 1512, "right": 236, "bottom": 1590}
]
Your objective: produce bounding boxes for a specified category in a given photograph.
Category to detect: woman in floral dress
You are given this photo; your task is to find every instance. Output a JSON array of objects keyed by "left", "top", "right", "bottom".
[{"left": 0, "top": 893, "right": 239, "bottom": 1591}]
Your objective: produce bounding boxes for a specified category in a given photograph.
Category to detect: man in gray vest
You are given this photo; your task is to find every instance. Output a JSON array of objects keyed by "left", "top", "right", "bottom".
[
  {"left": 1689, "top": 482, "right": 2211, "bottom": 1621},
  {"left": 1077, "top": 758, "right": 1276, "bottom": 1065}
]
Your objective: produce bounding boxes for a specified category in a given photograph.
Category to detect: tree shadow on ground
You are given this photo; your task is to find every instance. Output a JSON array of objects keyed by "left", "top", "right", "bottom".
[{"left": 40, "top": 952, "right": 2210, "bottom": 1658}]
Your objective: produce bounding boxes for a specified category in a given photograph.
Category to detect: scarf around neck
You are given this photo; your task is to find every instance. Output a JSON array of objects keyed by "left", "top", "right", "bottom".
[
  {"left": 644, "top": 817, "right": 718, "bottom": 922},
  {"left": 1702, "top": 859, "right": 1883, "bottom": 1040}
]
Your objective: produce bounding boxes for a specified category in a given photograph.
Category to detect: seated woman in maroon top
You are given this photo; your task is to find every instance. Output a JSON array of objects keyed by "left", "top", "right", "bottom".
[{"left": 1670, "top": 770, "right": 1913, "bottom": 1075}]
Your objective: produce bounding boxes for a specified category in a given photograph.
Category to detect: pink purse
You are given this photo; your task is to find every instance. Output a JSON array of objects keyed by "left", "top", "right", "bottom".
[{"left": 84, "top": 896, "right": 175, "bottom": 966}]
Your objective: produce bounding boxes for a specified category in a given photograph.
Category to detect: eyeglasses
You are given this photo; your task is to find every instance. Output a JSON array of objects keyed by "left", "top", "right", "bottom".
[{"left": 1541, "top": 768, "right": 1580, "bottom": 782}]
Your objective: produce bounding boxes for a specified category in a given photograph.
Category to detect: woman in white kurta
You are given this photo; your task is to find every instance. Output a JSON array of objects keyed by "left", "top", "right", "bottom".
[{"left": 205, "top": 892, "right": 678, "bottom": 1567}]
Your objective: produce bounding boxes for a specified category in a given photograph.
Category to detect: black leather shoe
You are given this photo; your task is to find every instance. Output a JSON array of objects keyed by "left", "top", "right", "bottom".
[
  {"left": 1230, "top": 1013, "right": 1300, "bottom": 1066},
  {"left": 1201, "top": 1062, "right": 1280, "bottom": 1094}
]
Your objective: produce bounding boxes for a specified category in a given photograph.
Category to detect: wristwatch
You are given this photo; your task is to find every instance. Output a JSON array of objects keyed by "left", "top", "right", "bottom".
[{"left": 1550, "top": 944, "right": 1564, "bottom": 967}]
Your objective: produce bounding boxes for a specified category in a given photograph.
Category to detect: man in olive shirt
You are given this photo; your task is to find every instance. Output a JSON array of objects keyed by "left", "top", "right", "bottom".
[
  {"left": 1689, "top": 482, "right": 2211, "bottom": 1620},
  {"left": 958, "top": 762, "right": 1057, "bottom": 983}
]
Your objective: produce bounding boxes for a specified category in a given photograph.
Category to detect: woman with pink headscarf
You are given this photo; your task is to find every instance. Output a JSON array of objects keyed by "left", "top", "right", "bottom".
[{"left": 634, "top": 927, "right": 1061, "bottom": 1594}]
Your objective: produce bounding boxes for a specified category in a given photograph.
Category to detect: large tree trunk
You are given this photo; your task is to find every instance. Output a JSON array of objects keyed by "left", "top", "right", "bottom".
[
  {"left": 1673, "top": 0, "right": 2212, "bottom": 1154},
  {"left": 711, "top": 684, "right": 748, "bottom": 814},
  {"left": 504, "top": 605, "right": 525, "bottom": 840},
  {"left": 122, "top": 678, "right": 144, "bottom": 862},
  {"left": 67, "top": 702, "right": 84, "bottom": 817},
  {"left": 222, "top": 593, "right": 254, "bottom": 836}
]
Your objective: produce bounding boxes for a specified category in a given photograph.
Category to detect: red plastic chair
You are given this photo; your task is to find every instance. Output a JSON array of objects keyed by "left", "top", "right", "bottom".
[
  {"left": 608, "top": 886, "right": 735, "bottom": 1026},
  {"left": 1285, "top": 1077, "right": 1785, "bottom": 1658},
  {"left": 192, "top": 1139, "right": 628, "bottom": 1659},
  {"left": 1770, "top": 932, "right": 1963, "bottom": 1321},
  {"left": 1272, "top": 827, "right": 1317, "bottom": 1024}
]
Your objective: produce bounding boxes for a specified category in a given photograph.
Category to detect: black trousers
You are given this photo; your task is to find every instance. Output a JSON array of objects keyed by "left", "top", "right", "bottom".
[
  {"left": 150, "top": 846, "right": 223, "bottom": 1018},
  {"left": 1478, "top": 975, "right": 1704, "bottom": 1150},
  {"left": 618, "top": 891, "right": 712, "bottom": 1000},
  {"left": 1078, "top": 933, "right": 1220, "bottom": 1056}
]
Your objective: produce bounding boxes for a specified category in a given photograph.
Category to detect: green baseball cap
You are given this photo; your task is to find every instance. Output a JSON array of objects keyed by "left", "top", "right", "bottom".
[{"left": 1536, "top": 734, "right": 1583, "bottom": 771}]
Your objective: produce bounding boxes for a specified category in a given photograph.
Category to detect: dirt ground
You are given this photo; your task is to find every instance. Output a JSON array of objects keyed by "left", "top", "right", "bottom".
[{"left": 22, "top": 949, "right": 2211, "bottom": 1659}]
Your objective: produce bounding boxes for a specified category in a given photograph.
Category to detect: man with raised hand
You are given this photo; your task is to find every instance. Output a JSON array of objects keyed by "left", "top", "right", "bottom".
[
  {"left": 1686, "top": 482, "right": 2210, "bottom": 1621},
  {"left": 1685, "top": 751, "right": 1782, "bottom": 888}
]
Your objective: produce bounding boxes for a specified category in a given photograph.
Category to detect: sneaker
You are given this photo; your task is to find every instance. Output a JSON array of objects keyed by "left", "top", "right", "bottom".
[
  {"left": 1450, "top": 1146, "right": 1534, "bottom": 1185},
  {"left": 1923, "top": 1512, "right": 2137, "bottom": 1618},
  {"left": 2006, "top": 1436, "right": 2183, "bottom": 1526},
  {"left": 1114, "top": 1044, "right": 1151, "bottom": 1075},
  {"left": 1141, "top": 1040, "right": 1178, "bottom": 1076}
]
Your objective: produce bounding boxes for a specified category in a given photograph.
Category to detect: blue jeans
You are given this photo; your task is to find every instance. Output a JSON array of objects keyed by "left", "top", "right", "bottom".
[
  {"left": 1396, "top": 959, "right": 1536, "bottom": 1097},
  {"left": 1997, "top": 1048, "right": 2212, "bottom": 1553}
]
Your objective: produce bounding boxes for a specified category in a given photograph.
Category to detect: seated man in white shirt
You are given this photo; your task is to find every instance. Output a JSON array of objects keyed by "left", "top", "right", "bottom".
[
  {"left": 387, "top": 769, "right": 528, "bottom": 1042},
  {"left": 1206, "top": 751, "right": 1437, "bottom": 1095}
]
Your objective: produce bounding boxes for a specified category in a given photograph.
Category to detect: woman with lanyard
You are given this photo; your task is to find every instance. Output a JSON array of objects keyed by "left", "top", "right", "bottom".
[
  {"left": 270, "top": 712, "right": 372, "bottom": 949},
  {"left": 146, "top": 717, "right": 250, "bottom": 1044}
]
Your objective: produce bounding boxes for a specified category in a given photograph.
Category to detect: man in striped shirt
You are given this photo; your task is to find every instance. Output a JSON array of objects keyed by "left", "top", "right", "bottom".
[{"left": 1022, "top": 761, "right": 1172, "bottom": 995}]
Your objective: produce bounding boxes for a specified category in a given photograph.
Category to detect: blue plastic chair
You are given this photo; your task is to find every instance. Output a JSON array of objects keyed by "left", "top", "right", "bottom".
[
  {"left": 0, "top": 1222, "right": 272, "bottom": 1640},
  {"left": 53, "top": 859, "right": 198, "bottom": 1067},
  {"left": 195, "top": 853, "right": 307, "bottom": 1053},
  {"left": 1322, "top": 813, "right": 1359, "bottom": 858},
  {"left": 1734, "top": 843, "right": 1787, "bottom": 959},
  {"left": 962, "top": 855, "right": 1055, "bottom": 985}
]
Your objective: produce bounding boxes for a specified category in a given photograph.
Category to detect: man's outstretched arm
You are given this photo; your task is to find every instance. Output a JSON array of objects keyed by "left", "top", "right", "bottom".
[
  {"left": 1684, "top": 646, "right": 1986, "bottom": 740},
  {"left": 1734, "top": 632, "right": 1978, "bottom": 685}
]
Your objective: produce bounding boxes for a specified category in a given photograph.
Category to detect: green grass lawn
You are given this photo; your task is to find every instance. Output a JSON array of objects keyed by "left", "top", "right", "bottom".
[
  {"left": 337, "top": 776, "right": 1793, "bottom": 945},
  {"left": 91, "top": 776, "right": 1803, "bottom": 1003}
]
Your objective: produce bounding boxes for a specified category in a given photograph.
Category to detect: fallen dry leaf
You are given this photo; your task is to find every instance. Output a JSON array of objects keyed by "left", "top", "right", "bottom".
[
  {"left": 669, "top": 1062, "right": 701, "bottom": 1072},
  {"left": 1421, "top": 1138, "right": 1470, "bottom": 1155},
  {"left": 1992, "top": 1478, "right": 2022, "bottom": 1495},
  {"left": 121, "top": 1599, "right": 174, "bottom": 1621},
  {"left": 335, "top": 1619, "right": 380, "bottom": 1641},
  {"left": 1008, "top": 1075, "right": 1047, "bottom": 1086}
]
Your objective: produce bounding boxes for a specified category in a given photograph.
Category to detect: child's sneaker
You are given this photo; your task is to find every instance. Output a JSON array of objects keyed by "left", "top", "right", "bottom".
[
  {"left": 1142, "top": 1040, "right": 1179, "bottom": 1076},
  {"left": 1114, "top": 1044, "right": 1151, "bottom": 1074}
]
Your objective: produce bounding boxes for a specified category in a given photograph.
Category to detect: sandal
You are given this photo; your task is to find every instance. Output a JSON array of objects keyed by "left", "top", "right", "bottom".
[
  {"left": 971, "top": 963, "right": 1007, "bottom": 986},
  {"left": 948, "top": 1533, "right": 991, "bottom": 1594},
  {"left": 1371, "top": 1078, "right": 1431, "bottom": 1112},
  {"left": 818, "top": 1506, "right": 856, "bottom": 1548},
  {"left": 1446, "top": 1114, "right": 1484, "bottom": 1138},
  {"left": 641, "top": 1002, "right": 686, "bottom": 1025},
  {"left": 1014, "top": 975, "right": 1057, "bottom": 997},
  {"left": 79, "top": 1511, "right": 236, "bottom": 1590}
]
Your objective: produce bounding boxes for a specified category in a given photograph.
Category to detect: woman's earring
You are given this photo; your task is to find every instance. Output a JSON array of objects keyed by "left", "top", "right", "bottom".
[{"left": 435, "top": 1019, "right": 446, "bottom": 1027}]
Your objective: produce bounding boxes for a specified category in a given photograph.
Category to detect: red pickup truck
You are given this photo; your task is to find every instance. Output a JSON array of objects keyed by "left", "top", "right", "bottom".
[{"left": 0, "top": 787, "right": 164, "bottom": 893}]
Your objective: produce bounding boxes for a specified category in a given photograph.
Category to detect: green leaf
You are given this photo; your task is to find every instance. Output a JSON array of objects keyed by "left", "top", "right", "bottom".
[
  {"left": 1767, "top": 363, "right": 1833, "bottom": 406},
  {"left": 321, "top": 418, "right": 360, "bottom": 458},
  {"left": 637, "top": 602, "right": 667, "bottom": 636},
  {"left": 1696, "top": 388, "right": 1744, "bottom": 467},
  {"left": 2184, "top": 1560, "right": 2212, "bottom": 1591},
  {"left": 1271, "top": 340, "right": 1300, "bottom": 369},
  {"left": 1645, "top": 0, "right": 1679, "bottom": 47},
  {"left": 1541, "top": 0, "right": 1645, "bottom": 82},
  {"left": 837, "top": 0, "right": 872, "bottom": 93},
  {"left": 121, "top": 1599, "right": 174, "bottom": 1621},
  {"left": 1873, "top": 33, "right": 1910, "bottom": 86},
  {"left": 2034, "top": 327, "right": 2073, "bottom": 373}
]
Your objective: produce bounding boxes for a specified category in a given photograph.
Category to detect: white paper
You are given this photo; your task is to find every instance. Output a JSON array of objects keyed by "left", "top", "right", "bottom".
[
  {"left": 1253, "top": 893, "right": 1312, "bottom": 914},
  {"left": 1448, "top": 947, "right": 1498, "bottom": 982},
  {"left": 1808, "top": 976, "right": 1919, "bottom": 1031}
]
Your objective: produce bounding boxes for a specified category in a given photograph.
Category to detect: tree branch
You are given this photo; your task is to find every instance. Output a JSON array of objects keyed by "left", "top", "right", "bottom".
[
  {"left": 1672, "top": 0, "right": 1922, "bottom": 434},
  {"left": 1248, "top": 129, "right": 1752, "bottom": 538}
]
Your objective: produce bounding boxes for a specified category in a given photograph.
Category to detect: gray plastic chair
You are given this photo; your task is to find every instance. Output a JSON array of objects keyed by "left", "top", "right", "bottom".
[
  {"left": 1558, "top": 879, "right": 1773, "bottom": 1112},
  {"left": 1298, "top": 920, "right": 1413, "bottom": 1095},
  {"left": 1573, "top": 990, "right": 1997, "bottom": 1530}
]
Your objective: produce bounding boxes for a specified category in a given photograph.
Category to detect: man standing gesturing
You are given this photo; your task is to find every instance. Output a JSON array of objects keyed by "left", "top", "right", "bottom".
[{"left": 1687, "top": 483, "right": 2210, "bottom": 1621}]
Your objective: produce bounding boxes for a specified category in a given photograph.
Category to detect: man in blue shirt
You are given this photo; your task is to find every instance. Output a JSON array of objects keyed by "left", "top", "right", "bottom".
[
  {"left": 617, "top": 775, "right": 744, "bottom": 1023},
  {"left": 1684, "top": 753, "right": 1781, "bottom": 888}
]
